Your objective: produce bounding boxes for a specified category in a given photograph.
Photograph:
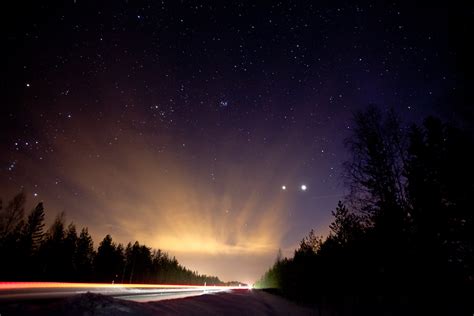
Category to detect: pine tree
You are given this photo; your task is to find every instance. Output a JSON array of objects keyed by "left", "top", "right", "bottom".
[
  {"left": 329, "top": 201, "right": 363, "bottom": 246},
  {"left": 75, "top": 228, "right": 95, "bottom": 281},
  {"left": 64, "top": 223, "right": 78, "bottom": 277},
  {"left": 22, "top": 202, "right": 45, "bottom": 252},
  {"left": 40, "top": 212, "right": 66, "bottom": 280},
  {"left": 296, "top": 229, "right": 323, "bottom": 256},
  {"left": 94, "top": 235, "right": 124, "bottom": 283}
]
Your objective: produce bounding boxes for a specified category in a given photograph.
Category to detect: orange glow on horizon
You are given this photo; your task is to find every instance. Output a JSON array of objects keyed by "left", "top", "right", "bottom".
[{"left": 10, "top": 119, "right": 306, "bottom": 282}]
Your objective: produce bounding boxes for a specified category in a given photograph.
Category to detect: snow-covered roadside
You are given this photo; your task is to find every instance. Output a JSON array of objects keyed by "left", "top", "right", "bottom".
[
  {"left": 145, "top": 289, "right": 317, "bottom": 315},
  {"left": 0, "top": 290, "right": 318, "bottom": 315}
]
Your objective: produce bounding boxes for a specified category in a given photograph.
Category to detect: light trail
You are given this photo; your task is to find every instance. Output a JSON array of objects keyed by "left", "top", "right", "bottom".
[{"left": 0, "top": 281, "right": 238, "bottom": 291}]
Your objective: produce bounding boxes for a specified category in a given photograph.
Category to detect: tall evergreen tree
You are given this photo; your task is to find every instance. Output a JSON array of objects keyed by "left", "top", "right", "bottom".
[
  {"left": 328, "top": 201, "right": 363, "bottom": 247},
  {"left": 0, "top": 191, "right": 225, "bottom": 285},
  {"left": 94, "top": 235, "right": 124, "bottom": 283},
  {"left": 40, "top": 212, "right": 67, "bottom": 280},
  {"left": 123, "top": 241, "right": 152, "bottom": 283},
  {"left": 64, "top": 223, "right": 78, "bottom": 277},
  {"left": 22, "top": 202, "right": 45, "bottom": 252},
  {"left": 75, "top": 228, "right": 95, "bottom": 281},
  {"left": 17, "top": 203, "right": 46, "bottom": 279}
]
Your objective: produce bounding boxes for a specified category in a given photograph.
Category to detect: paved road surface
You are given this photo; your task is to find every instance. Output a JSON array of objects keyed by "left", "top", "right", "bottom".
[{"left": 0, "top": 288, "right": 317, "bottom": 315}]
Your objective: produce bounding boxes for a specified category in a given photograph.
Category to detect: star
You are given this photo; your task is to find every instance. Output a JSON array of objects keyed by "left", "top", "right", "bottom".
[{"left": 0, "top": 0, "right": 458, "bottom": 284}]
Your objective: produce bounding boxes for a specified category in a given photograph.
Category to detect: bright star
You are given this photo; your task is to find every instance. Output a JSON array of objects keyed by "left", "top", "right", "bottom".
[
  {"left": 281, "top": 185, "right": 286, "bottom": 190},
  {"left": 301, "top": 184, "right": 307, "bottom": 191}
]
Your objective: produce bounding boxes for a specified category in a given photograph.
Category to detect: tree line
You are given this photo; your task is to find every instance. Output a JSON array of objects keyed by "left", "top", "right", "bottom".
[
  {"left": 255, "top": 107, "right": 473, "bottom": 314},
  {"left": 0, "top": 197, "right": 223, "bottom": 285}
]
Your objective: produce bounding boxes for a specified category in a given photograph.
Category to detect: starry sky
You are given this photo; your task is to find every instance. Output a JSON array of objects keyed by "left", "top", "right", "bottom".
[{"left": 0, "top": 1, "right": 469, "bottom": 283}]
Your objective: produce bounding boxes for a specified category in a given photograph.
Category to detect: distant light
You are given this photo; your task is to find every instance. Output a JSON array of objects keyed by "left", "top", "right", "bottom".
[
  {"left": 26, "top": 83, "right": 30, "bottom": 87},
  {"left": 301, "top": 184, "right": 307, "bottom": 191},
  {"left": 219, "top": 100, "right": 228, "bottom": 107},
  {"left": 33, "top": 193, "right": 38, "bottom": 197},
  {"left": 281, "top": 185, "right": 286, "bottom": 190}
]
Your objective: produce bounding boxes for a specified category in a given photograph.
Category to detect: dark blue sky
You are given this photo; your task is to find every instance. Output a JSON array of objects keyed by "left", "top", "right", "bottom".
[{"left": 0, "top": 1, "right": 469, "bottom": 282}]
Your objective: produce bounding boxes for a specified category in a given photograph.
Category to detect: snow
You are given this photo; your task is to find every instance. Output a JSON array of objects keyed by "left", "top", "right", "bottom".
[
  {"left": 146, "top": 289, "right": 316, "bottom": 315},
  {"left": 0, "top": 290, "right": 317, "bottom": 315}
]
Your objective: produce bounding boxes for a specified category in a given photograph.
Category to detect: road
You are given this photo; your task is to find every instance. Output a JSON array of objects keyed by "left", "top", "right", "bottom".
[
  {"left": 0, "top": 282, "right": 242, "bottom": 302},
  {"left": 0, "top": 284, "right": 317, "bottom": 316}
]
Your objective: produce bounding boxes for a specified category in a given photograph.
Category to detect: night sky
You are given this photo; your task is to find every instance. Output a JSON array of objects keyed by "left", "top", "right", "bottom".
[{"left": 0, "top": 2, "right": 468, "bottom": 283}]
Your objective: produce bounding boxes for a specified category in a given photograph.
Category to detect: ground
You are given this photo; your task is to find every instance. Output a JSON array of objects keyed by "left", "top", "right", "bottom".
[{"left": 0, "top": 289, "right": 318, "bottom": 315}]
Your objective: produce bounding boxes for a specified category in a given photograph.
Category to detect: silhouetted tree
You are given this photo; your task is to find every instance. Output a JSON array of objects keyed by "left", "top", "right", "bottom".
[
  {"left": 328, "top": 201, "right": 363, "bottom": 247},
  {"left": 18, "top": 202, "right": 46, "bottom": 279},
  {"left": 40, "top": 212, "right": 67, "bottom": 280},
  {"left": 344, "top": 107, "right": 413, "bottom": 289},
  {"left": 295, "top": 229, "right": 323, "bottom": 258},
  {"left": 276, "top": 248, "right": 283, "bottom": 263},
  {"left": 345, "top": 106, "right": 408, "bottom": 234},
  {"left": 94, "top": 234, "right": 124, "bottom": 283},
  {"left": 0, "top": 192, "right": 27, "bottom": 279},
  {"left": 64, "top": 223, "right": 78, "bottom": 277},
  {"left": 75, "top": 228, "right": 95, "bottom": 281},
  {"left": 0, "top": 192, "right": 224, "bottom": 285},
  {"left": 406, "top": 117, "right": 474, "bottom": 286},
  {"left": 123, "top": 241, "right": 153, "bottom": 283},
  {"left": 22, "top": 202, "right": 45, "bottom": 252},
  {"left": 256, "top": 108, "right": 473, "bottom": 314},
  {"left": 0, "top": 191, "right": 26, "bottom": 239}
]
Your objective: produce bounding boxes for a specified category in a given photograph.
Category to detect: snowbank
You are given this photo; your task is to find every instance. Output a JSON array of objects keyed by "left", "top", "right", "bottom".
[{"left": 0, "top": 289, "right": 317, "bottom": 315}]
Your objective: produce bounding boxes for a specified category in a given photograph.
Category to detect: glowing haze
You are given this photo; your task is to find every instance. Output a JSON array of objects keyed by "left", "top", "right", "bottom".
[{"left": 3, "top": 112, "right": 329, "bottom": 282}]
